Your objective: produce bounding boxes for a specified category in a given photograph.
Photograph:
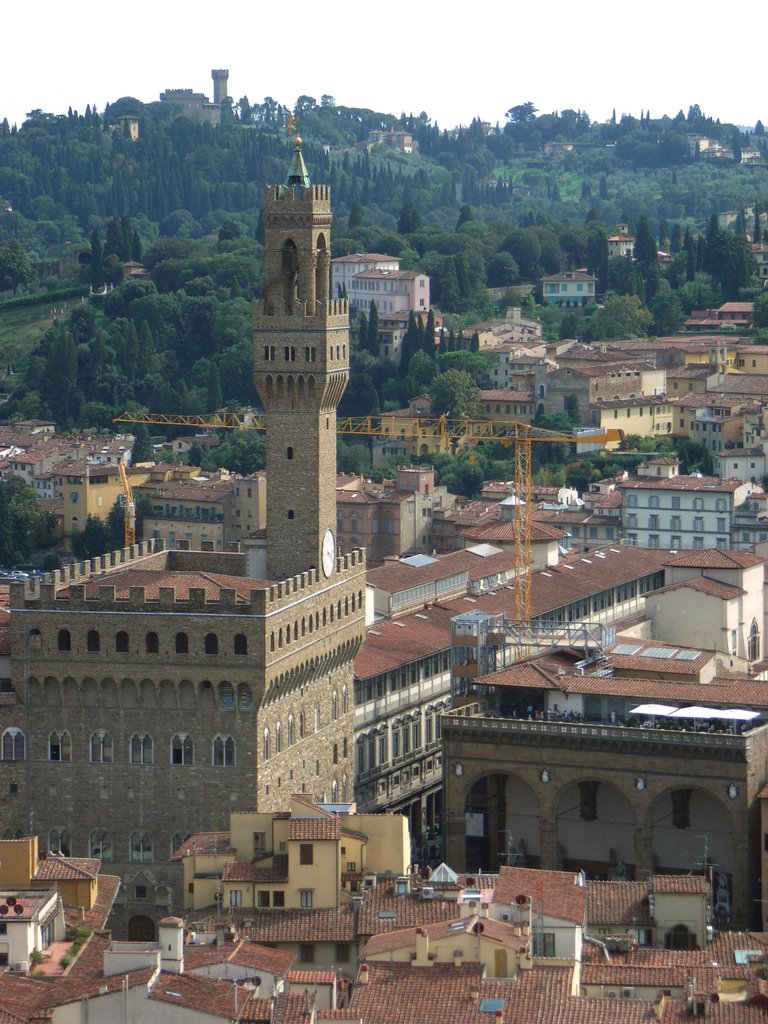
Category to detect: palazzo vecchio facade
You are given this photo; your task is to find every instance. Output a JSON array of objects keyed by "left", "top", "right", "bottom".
[{"left": 0, "top": 139, "right": 365, "bottom": 939}]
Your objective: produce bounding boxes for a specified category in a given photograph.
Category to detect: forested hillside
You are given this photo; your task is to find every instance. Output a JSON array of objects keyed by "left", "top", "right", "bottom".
[{"left": 1, "top": 95, "right": 768, "bottom": 459}]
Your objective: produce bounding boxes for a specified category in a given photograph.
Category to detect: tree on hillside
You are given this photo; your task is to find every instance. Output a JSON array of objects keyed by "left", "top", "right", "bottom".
[
  {"left": 0, "top": 476, "right": 50, "bottom": 566},
  {"left": 0, "top": 239, "right": 34, "bottom": 294},
  {"left": 367, "top": 300, "right": 380, "bottom": 356},
  {"left": 588, "top": 295, "right": 654, "bottom": 341},
  {"left": 429, "top": 369, "right": 480, "bottom": 419}
]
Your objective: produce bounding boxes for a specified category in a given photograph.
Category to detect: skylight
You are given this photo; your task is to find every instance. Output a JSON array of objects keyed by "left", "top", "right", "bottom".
[
  {"left": 480, "top": 999, "right": 505, "bottom": 1013},
  {"left": 613, "top": 643, "right": 642, "bottom": 656}
]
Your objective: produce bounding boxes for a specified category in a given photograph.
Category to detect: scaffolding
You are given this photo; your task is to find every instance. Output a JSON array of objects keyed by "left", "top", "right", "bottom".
[{"left": 450, "top": 610, "right": 614, "bottom": 699}]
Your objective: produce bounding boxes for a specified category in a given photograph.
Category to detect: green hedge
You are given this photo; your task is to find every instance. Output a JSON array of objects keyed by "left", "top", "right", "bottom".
[{"left": 0, "top": 287, "right": 88, "bottom": 312}]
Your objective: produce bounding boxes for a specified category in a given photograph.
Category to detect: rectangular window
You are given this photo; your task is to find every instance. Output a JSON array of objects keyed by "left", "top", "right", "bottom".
[
  {"left": 258, "top": 891, "right": 270, "bottom": 907},
  {"left": 533, "top": 933, "right": 556, "bottom": 956},
  {"left": 229, "top": 890, "right": 242, "bottom": 908},
  {"left": 693, "top": 517, "right": 704, "bottom": 532},
  {"left": 299, "top": 943, "right": 314, "bottom": 963},
  {"left": 300, "top": 889, "right": 313, "bottom": 908},
  {"left": 253, "top": 832, "right": 266, "bottom": 854},
  {"left": 273, "top": 891, "right": 285, "bottom": 907},
  {"left": 336, "top": 943, "right": 350, "bottom": 962}
]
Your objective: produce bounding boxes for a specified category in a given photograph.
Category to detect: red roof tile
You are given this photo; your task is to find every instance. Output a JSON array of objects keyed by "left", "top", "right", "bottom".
[
  {"left": 494, "top": 867, "right": 586, "bottom": 925},
  {"left": 287, "top": 818, "right": 340, "bottom": 841},
  {"left": 170, "top": 832, "right": 233, "bottom": 861}
]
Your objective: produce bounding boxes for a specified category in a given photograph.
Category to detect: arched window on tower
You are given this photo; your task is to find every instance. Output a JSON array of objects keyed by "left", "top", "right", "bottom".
[
  {"left": 331, "top": 691, "right": 338, "bottom": 721},
  {"left": 49, "top": 730, "right": 71, "bottom": 762},
  {"left": 1, "top": 728, "right": 25, "bottom": 761},
  {"left": 116, "top": 630, "right": 129, "bottom": 653},
  {"left": 205, "top": 633, "right": 219, "bottom": 655},
  {"left": 213, "top": 734, "right": 235, "bottom": 766},
  {"left": 145, "top": 632, "right": 159, "bottom": 654},
  {"left": 130, "top": 733, "right": 153, "bottom": 765},
  {"left": 58, "top": 629, "right": 71, "bottom": 651},
  {"left": 90, "top": 730, "right": 113, "bottom": 763},
  {"left": 234, "top": 634, "right": 248, "bottom": 656},
  {"left": 130, "top": 832, "right": 153, "bottom": 863},
  {"left": 176, "top": 632, "right": 189, "bottom": 654},
  {"left": 749, "top": 618, "right": 760, "bottom": 661},
  {"left": 87, "top": 630, "right": 100, "bottom": 652},
  {"left": 171, "top": 734, "right": 193, "bottom": 765},
  {"left": 342, "top": 685, "right": 348, "bottom": 714},
  {"left": 288, "top": 715, "right": 295, "bottom": 745},
  {"left": 275, "top": 721, "right": 282, "bottom": 754},
  {"left": 90, "top": 829, "right": 112, "bottom": 860},
  {"left": 263, "top": 728, "right": 270, "bottom": 761},
  {"left": 48, "top": 828, "right": 71, "bottom": 856}
]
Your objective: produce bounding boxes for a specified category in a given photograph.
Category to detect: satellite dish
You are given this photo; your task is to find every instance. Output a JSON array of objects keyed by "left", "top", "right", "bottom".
[
  {"left": 13, "top": 904, "right": 23, "bottom": 915},
  {"left": 473, "top": 921, "right": 484, "bottom": 934},
  {"left": 515, "top": 894, "right": 527, "bottom": 906},
  {"left": 0, "top": 906, "right": 8, "bottom": 915},
  {"left": 7, "top": 896, "right": 17, "bottom": 907}
]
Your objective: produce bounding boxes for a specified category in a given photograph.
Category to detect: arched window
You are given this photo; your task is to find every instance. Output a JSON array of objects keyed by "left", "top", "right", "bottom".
[
  {"left": 342, "top": 737, "right": 348, "bottom": 759},
  {"left": 145, "top": 632, "right": 159, "bottom": 654},
  {"left": 170, "top": 834, "right": 185, "bottom": 858},
  {"left": 58, "top": 629, "right": 71, "bottom": 651},
  {"left": 87, "top": 630, "right": 100, "bottom": 652},
  {"left": 263, "top": 728, "right": 270, "bottom": 760},
  {"left": 171, "top": 734, "right": 193, "bottom": 765},
  {"left": 116, "top": 631, "right": 129, "bottom": 653},
  {"left": 331, "top": 779, "right": 338, "bottom": 801},
  {"left": 275, "top": 721, "right": 282, "bottom": 754},
  {"left": 49, "top": 730, "right": 71, "bottom": 762},
  {"left": 315, "top": 704, "right": 321, "bottom": 732},
  {"left": 299, "top": 710, "right": 305, "bottom": 739},
  {"left": 337, "top": 600, "right": 342, "bottom": 619},
  {"left": 270, "top": 632, "right": 275, "bottom": 652},
  {"left": 342, "top": 685, "right": 348, "bottom": 715},
  {"left": 90, "top": 730, "right": 113, "bottom": 763},
  {"left": 322, "top": 609, "right": 327, "bottom": 627},
  {"left": 204, "top": 633, "right": 218, "bottom": 655},
  {"left": 330, "top": 605, "right": 334, "bottom": 623},
  {"left": 130, "top": 832, "right": 153, "bottom": 862},
  {"left": 301, "top": 618, "right": 306, "bottom": 637},
  {"left": 90, "top": 829, "right": 112, "bottom": 860},
  {"left": 238, "top": 683, "right": 254, "bottom": 710},
  {"left": 234, "top": 633, "right": 248, "bottom": 656},
  {"left": 749, "top": 618, "right": 760, "bottom": 662},
  {"left": 130, "top": 733, "right": 153, "bottom": 765},
  {"left": 214, "top": 734, "right": 236, "bottom": 766},
  {"left": 219, "top": 681, "right": 235, "bottom": 708},
  {"left": 1, "top": 728, "right": 24, "bottom": 761},
  {"left": 293, "top": 622, "right": 298, "bottom": 641},
  {"left": 331, "top": 691, "right": 338, "bottom": 721},
  {"left": 278, "top": 628, "right": 283, "bottom": 648},
  {"left": 48, "top": 828, "right": 71, "bottom": 856},
  {"left": 175, "top": 632, "right": 189, "bottom": 654},
  {"left": 308, "top": 616, "right": 313, "bottom": 634},
  {"left": 288, "top": 715, "right": 295, "bottom": 745},
  {"left": 342, "top": 774, "right": 348, "bottom": 801},
  {"left": 333, "top": 743, "right": 338, "bottom": 765}
]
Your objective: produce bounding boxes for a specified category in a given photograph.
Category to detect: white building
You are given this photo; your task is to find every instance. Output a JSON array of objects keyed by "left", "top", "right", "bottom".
[
  {"left": 331, "top": 253, "right": 399, "bottom": 299},
  {"left": 620, "top": 475, "right": 759, "bottom": 550}
]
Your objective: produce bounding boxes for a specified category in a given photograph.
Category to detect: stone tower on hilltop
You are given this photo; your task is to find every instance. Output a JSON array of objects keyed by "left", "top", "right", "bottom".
[
  {"left": 211, "top": 69, "right": 229, "bottom": 106},
  {"left": 252, "top": 134, "right": 350, "bottom": 582}
]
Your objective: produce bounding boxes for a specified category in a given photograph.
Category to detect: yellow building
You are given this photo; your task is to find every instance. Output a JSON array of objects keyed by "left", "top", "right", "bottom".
[
  {"left": 596, "top": 397, "right": 675, "bottom": 447},
  {"left": 55, "top": 462, "right": 152, "bottom": 541},
  {"left": 175, "top": 796, "right": 410, "bottom": 912},
  {"left": 0, "top": 835, "right": 99, "bottom": 912}
]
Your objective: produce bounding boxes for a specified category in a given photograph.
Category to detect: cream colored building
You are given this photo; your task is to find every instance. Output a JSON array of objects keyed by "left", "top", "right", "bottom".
[
  {"left": 597, "top": 397, "right": 675, "bottom": 445},
  {"left": 175, "top": 796, "right": 410, "bottom": 913}
]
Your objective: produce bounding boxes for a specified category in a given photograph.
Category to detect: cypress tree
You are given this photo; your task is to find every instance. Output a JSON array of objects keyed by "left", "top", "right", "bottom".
[
  {"left": 367, "top": 301, "right": 379, "bottom": 356},
  {"left": 89, "top": 229, "right": 104, "bottom": 290},
  {"left": 357, "top": 312, "right": 369, "bottom": 352},
  {"left": 422, "top": 309, "right": 436, "bottom": 356}
]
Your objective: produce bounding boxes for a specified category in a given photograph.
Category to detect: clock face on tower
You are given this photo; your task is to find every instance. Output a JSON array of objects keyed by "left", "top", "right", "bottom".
[{"left": 321, "top": 529, "right": 335, "bottom": 577}]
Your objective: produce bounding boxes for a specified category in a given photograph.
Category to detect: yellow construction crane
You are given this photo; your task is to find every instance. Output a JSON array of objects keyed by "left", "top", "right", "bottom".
[
  {"left": 117, "top": 462, "right": 136, "bottom": 548},
  {"left": 114, "top": 410, "right": 622, "bottom": 623}
]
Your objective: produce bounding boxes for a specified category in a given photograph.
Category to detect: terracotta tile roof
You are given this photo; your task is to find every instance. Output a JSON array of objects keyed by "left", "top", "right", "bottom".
[
  {"left": 355, "top": 605, "right": 456, "bottom": 678},
  {"left": 356, "top": 880, "right": 458, "bottom": 937},
  {"left": 494, "top": 867, "right": 586, "bottom": 924},
  {"left": 287, "top": 818, "right": 340, "bottom": 841},
  {"left": 653, "top": 874, "right": 708, "bottom": 895},
  {"left": 607, "top": 640, "right": 714, "bottom": 676},
  {"left": 184, "top": 939, "right": 295, "bottom": 976},
  {"left": 170, "top": 831, "right": 233, "bottom": 861},
  {"left": 287, "top": 969, "right": 338, "bottom": 984},
  {"left": 586, "top": 881, "right": 652, "bottom": 926},
  {"left": 362, "top": 913, "right": 520, "bottom": 957},
  {"left": 187, "top": 905, "right": 358, "bottom": 943},
  {"left": 711, "top": 375, "right": 768, "bottom": 395},
  {"left": 581, "top": 961, "right": 748, "bottom": 988},
  {"left": 0, "top": 973, "right": 51, "bottom": 1020},
  {"left": 663, "top": 549, "right": 763, "bottom": 570},
  {"left": 621, "top": 475, "right": 744, "bottom": 492},
  {"left": 367, "top": 547, "right": 514, "bottom": 594},
  {"left": 68, "top": 873, "right": 121, "bottom": 932},
  {"left": 60, "top": 569, "right": 271, "bottom": 601},
  {"left": 34, "top": 855, "right": 99, "bottom": 881},
  {"left": 652, "top": 576, "right": 746, "bottom": 601},
  {"left": 475, "top": 665, "right": 768, "bottom": 708},
  {"left": 32, "top": 933, "right": 155, "bottom": 1011},
  {"left": 222, "top": 856, "right": 289, "bottom": 882},
  {"left": 349, "top": 961, "right": 576, "bottom": 1024},
  {"left": 459, "top": 520, "right": 566, "bottom": 543},
  {"left": 149, "top": 969, "right": 251, "bottom": 1017}
]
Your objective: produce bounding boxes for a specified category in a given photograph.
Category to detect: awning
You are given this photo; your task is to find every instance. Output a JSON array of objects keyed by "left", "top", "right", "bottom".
[{"left": 629, "top": 704, "right": 678, "bottom": 717}]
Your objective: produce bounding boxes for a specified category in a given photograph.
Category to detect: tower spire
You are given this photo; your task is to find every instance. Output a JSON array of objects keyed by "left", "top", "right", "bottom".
[{"left": 285, "top": 116, "right": 311, "bottom": 188}]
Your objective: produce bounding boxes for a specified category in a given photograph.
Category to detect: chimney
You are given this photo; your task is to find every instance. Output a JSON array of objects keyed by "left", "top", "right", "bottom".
[
  {"left": 358, "top": 963, "right": 369, "bottom": 985},
  {"left": 158, "top": 916, "right": 184, "bottom": 974},
  {"left": 415, "top": 927, "right": 430, "bottom": 966}
]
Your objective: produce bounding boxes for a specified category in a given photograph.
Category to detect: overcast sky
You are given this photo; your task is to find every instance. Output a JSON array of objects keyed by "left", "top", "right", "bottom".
[{"left": 2, "top": 1, "right": 764, "bottom": 131}]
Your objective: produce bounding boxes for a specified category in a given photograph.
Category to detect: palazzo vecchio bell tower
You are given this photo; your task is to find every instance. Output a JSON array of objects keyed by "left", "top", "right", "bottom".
[{"left": 252, "top": 132, "right": 349, "bottom": 582}]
